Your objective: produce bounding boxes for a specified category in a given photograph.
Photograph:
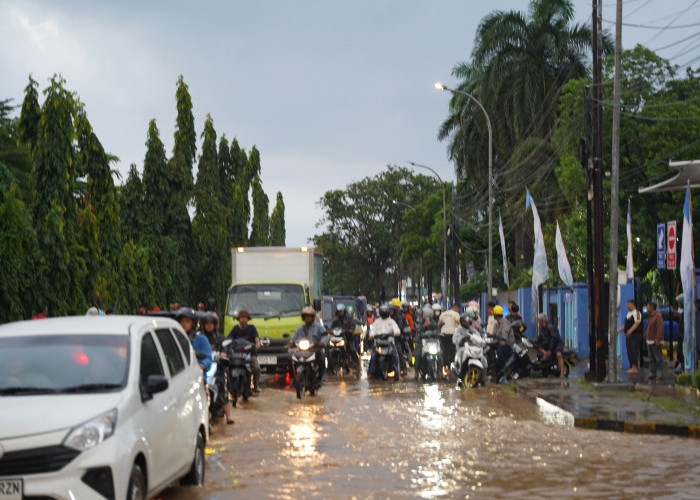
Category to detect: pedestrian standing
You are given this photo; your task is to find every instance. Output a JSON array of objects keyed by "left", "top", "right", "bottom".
[
  {"left": 617, "top": 300, "right": 642, "bottom": 374},
  {"left": 675, "top": 295, "right": 685, "bottom": 374},
  {"left": 646, "top": 302, "right": 665, "bottom": 380},
  {"left": 438, "top": 303, "right": 461, "bottom": 377}
]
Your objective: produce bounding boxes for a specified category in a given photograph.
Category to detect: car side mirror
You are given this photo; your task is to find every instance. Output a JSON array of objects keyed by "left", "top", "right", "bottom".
[
  {"left": 222, "top": 338, "right": 232, "bottom": 348},
  {"left": 146, "top": 374, "right": 168, "bottom": 396},
  {"left": 313, "top": 297, "right": 321, "bottom": 312}
]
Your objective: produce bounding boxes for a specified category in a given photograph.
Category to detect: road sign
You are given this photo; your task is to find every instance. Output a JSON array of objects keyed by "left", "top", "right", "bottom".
[
  {"left": 666, "top": 220, "right": 678, "bottom": 269},
  {"left": 667, "top": 221, "right": 677, "bottom": 270},
  {"left": 657, "top": 223, "right": 666, "bottom": 269}
]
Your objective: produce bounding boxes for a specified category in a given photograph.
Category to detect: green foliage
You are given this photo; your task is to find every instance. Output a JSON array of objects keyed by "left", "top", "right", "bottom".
[
  {"left": 676, "top": 373, "right": 691, "bottom": 386},
  {"left": 193, "top": 115, "right": 229, "bottom": 308},
  {"left": 249, "top": 176, "right": 269, "bottom": 246},
  {"left": 120, "top": 164, "right": 145, "bottom": 243},
  {"left": 313, "top": 166, "right": 441, "bottom": 301},
  {"left": 18, "top": 76, "right": 40, "bottom": 151},
  {"left": 693, "top": 371, "right": 700, "bottom": 390},
  {"left": 269, "top": 192, "right": 286, "bottom": 246}
]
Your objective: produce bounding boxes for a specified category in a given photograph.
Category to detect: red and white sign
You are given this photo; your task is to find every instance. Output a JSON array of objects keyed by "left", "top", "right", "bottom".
[{"left": 667, "top": 221, "right": 677, "bottom": 270}]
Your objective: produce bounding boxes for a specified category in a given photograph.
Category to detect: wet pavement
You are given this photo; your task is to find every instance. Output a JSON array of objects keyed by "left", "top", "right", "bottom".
[{"left": 159, "top": 368, "right": 700, "bottom": 499}]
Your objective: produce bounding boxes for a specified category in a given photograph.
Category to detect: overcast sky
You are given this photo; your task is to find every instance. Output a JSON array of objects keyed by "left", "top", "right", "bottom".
[{"left": 2, "top": 0, "right": 699, "bottom": 246}]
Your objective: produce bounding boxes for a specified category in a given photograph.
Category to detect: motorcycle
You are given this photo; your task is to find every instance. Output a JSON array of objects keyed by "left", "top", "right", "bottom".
[
  {"left": 226, "top": 337, "right": 253, "bottom": 406},
  {"left": 452, "top": 330, "right": 488, "bottom": 388},
  {"left": 291, "top": 338, "right": 320, "bottom": 399},
  {"left": 327, "top": 327, "right": 349, "bottom": 375},
  {"left": 205, "top": 343, "right": 230, "bottom": 419},
  {"left": 416, "top": 330, "right": 441, "bottom": 382},
  {"left": 371, "top": 333, "right": 395, "bottom": 380},
  {"left": 523, "top": 337, "right": 577, "bottom": 378}
]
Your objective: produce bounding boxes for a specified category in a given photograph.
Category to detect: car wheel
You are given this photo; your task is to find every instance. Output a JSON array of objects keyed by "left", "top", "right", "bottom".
[
  {"left": 127, "top": 463, "right": 146, "bottom": 500},
  {"left": 180, "top": 431, "right": 205, "bottom": 486}
]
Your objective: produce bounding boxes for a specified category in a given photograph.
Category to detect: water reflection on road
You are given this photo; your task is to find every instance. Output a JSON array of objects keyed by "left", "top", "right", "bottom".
[{"left": 160, "top": 375, "right": 700, "bottom": 499}]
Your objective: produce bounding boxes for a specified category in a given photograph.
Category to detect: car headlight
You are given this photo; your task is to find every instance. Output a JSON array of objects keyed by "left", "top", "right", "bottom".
[
  {"left": 298, "top": 339, "right": 311, "bottom": 350},
  {"left": 427, "top": 344, "right": 438, "bottom": 355},
  {"left": 63, "top": 408, "right": 117, "bottom": 451}
]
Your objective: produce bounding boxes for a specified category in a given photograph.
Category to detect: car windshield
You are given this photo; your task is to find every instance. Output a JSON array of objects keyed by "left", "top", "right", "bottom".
[
  {"left": 227, "top": 284, "right": 305, "bottom": 318},
  {"left": 0, "top": 334, "right": 129, "bottom": 395}
]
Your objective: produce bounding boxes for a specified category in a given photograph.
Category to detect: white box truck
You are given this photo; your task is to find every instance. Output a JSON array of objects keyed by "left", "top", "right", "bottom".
[{"left": 223, "top": 246, "right": 323, "bottom": 373}]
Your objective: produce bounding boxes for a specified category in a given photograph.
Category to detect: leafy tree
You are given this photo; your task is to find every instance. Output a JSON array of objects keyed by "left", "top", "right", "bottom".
[
  {"left": 217, "top": 134, "right": 231, "bottom": 206},
  {"left": 249, "top": 175, "right": 269, "bottom": 246},
  {"left": 18, "top": 76, "right": 40, "bottom": 151},
  {"left": 230, "top": 138, "right": 250, "bottom": 239},
  {"left": 0, "top": 99, "right": 33, "bottom": 203},
  {"left": 33, "top": 76, "right": 86, "bottom": 315},
  {"left": 269, "top": 192, "right": 286, "bottom": 246},
  {"left": 193, "top": 115, "right": 229, "bottom": 307},
  {"left": 75, "top": 110, "right": 123, "bottom": 310},
  {"left": 120, "top": 164, "right": 145, "bottom": 243},
  {"left": 170, "top": 75, "right": 196, "bottom": 201},
  {"left": 0, "top": 154, "right": 45, "bottom": 322}
]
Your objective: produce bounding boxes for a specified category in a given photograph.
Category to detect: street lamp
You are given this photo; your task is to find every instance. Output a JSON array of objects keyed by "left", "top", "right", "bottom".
[
  {"left": 407, "top": 161, "right": 447, "bottom": 306},
  {"left": 434, "top": 82, "right": 493, "bottom": 300}
]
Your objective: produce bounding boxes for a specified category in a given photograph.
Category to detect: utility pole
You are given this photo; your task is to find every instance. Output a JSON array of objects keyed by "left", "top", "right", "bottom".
[
  {"left": 592, "top": 0, "right": 606, "bottom": 382},
  {"left": 607, "top": 0, "right": 623, "bottom": 382}
]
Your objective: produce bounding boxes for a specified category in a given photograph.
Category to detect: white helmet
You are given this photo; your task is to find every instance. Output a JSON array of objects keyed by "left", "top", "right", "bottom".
[{"left": 431, "top": 303, "right": 443, "bottom": 311}]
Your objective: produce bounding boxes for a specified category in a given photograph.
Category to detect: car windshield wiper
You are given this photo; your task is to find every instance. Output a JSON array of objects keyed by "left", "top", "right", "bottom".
[
  {"left": 0, "top": 386, "right": 59, "bottom": 395},
  {"left": 60, "top": 383, "right": 123, "bottom": 393}
]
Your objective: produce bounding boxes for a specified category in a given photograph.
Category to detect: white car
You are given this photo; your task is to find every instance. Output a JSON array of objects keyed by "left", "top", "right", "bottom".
[{"left": 0, "top": 315, "right": 209, "bottom": 500}]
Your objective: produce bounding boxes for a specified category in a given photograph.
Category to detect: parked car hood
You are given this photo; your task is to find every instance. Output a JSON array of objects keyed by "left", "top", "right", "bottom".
[{"left": 0, "top": 392, "right": 125, "bottom": 440}]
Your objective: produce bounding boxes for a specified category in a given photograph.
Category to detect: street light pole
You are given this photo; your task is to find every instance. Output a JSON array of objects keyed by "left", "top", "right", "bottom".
[
  {"left": 407, "top": 162, "right": 447, "bottom": 306},
  {"left": 435, "top": 83, "right": 493, "bottom": 301}
]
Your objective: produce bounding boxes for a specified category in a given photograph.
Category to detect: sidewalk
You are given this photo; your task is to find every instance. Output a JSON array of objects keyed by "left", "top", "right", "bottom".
[{"left": 514, "top": 359, "right": 700, "bottom": 438}]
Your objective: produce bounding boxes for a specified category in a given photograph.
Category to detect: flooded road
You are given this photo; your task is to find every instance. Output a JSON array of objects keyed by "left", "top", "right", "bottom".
[{"left": 160, "top": 373, "right": 700, "bottom": 499}]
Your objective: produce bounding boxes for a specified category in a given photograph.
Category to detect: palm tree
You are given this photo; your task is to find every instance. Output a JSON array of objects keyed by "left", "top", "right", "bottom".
[{"left": 439, "top": 0, "right": 603, "bottom": 195}]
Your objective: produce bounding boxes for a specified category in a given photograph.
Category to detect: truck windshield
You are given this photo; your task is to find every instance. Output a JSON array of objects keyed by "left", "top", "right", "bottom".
[{"left": 227, "top": 284, "right": 305, "bottom": 318}]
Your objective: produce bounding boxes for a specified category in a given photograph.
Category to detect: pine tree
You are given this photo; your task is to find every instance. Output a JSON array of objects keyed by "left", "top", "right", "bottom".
[
  {"left": 217, "top": 134, "right": 231, "bottom": 205},
  {"left": 249, "top": 176, "right": 269, "bottom": 246},
  {"left": 269, "top": 191, "right": 286, "bottom": 246},
  {"left": 230, "top": 138, "right": 250, "bottom": 245}
]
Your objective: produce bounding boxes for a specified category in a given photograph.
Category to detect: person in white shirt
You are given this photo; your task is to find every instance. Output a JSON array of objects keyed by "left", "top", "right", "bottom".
[
  {"left": 439, "top": 303, "right": 461, "bottom": 377},
  {"left": 368, "top": 304, "right": 402, "bottom": 381},
  {"left": 617, "top": 300, "right": 642, "bottom": 374}
]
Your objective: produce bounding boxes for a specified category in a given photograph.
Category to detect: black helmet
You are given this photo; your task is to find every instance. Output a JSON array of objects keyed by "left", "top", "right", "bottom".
[
  {"left": 459, "top": 313, "right": 471, "bottom": 329},
  {"left": 176, "top": 307, "right": 196, "bottom": 320},
  {"left": 379, "top": 304, "right": 390, "bottom": 319},
  {"left": 203, "top": 312, "right": 217, "bottom": 324},
  {"left": 511, "top": 319, "right": 527, "bottom": 340},
  {"left": 206, "top": 297, "right": 216, "bottom": 311}
]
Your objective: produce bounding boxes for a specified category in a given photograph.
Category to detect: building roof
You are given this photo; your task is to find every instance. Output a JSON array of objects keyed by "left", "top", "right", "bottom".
[{"left": 639, "top": 160, "right": 700, "bottom": 193}]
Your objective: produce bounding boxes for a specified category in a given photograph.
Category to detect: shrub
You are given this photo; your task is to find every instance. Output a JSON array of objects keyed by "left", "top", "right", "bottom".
[
  {"left": 692, "top": 371, "right": 700, "bottom": 390},
  {"left": 676, "top": 373, "right": 691, "bottom": 386}
]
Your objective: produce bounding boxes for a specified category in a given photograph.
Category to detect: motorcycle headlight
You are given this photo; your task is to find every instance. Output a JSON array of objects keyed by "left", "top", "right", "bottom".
[
  {"left": 298, "top": 339, "right": 311, "bottom": 350},
  {"left": 206, "top": 363, "right": 217, "bottom": 378},
  {"left": 427, "top": 344, "right": 438, "bottom": 355},
  {"left": 63, "top": 408, "right": 117, "bottom": 452},
  {"left": 338, "top": 339, "right": 345, "bottom": 347}
]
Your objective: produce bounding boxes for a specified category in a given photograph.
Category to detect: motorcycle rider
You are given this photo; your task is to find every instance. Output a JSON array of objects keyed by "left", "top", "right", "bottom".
[
  {"left": 201, "top": 312, "right": 223, "bottom": 347},
  {"left": 331, "top": 304, "right": 359, "bottom": 374},
  {"left": 506, "top": 303, "right": 522, "bottom": 323},
  {"left": 491, "top": 305, "right": 513, "bottom": 378},
  {"left": 389, "top": 299, "right": 410, "bottom": 375},
  {"left": 536, "top": 313, "right": 566, "bottom": 378},
  {"left": 228, "top": 310, "right": 262, "bottom": 395},
  {"left": 178, "top": 307, "right": 212, "bottom": 375},
  {"left": 291, "top": 307, "right": 327, "bottom": 385},
  {"left": 368, "top": 304, "right": 402, "bottom": 381},
  {"left": 438, "top": 303, "right": 461, "bottom": 379},
  {"left": 414, "top": 304, "right": 441, "bottom": 380}
]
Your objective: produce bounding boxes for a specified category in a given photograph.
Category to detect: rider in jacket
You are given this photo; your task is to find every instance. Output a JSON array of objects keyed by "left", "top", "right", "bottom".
[{"left": 331, "top": 304, "right": 360, "bottom": 374}]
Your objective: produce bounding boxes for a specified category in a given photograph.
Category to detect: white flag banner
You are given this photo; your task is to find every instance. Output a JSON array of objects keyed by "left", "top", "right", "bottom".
[
  {"left": 680, "top": 185, "right": 696, "bottom": 374},
  {"left": 526, "top": 189, "right": 548, "bottom": 319},
  {"left": 499, "top": 213, "right": 509, "bottom": 286},
  {"left": 555, "top": 221, "right": 574, "bottom": 289},
  {"left": 626, "top": 199, "right": 634, "bottom": 281}
]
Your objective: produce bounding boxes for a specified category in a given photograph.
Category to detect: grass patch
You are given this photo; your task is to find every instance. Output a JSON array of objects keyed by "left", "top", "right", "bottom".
[
  {"left": 648, "top": 396, "right": 700, "bottom": 420},
  {"left": 504, "top": 381, "right": 518, "bottom": 394}
]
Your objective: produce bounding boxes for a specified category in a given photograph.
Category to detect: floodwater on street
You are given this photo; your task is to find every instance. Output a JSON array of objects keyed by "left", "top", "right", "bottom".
[{"left": 159, "top": 372, "right": 700, "bottom": 499}]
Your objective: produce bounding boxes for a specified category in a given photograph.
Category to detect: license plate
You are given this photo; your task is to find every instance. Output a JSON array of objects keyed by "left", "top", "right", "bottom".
[
  {"left": 0, "top": 479, "right": 22, "bottom": 500},
  {"left": 258, "top": 356, "right": 277, "bottom": 365}
]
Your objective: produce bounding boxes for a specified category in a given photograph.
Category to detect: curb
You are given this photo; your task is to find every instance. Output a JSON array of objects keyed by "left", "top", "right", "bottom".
[{"left": 513, "top": 381, "right": 700, "bottom": 439}]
